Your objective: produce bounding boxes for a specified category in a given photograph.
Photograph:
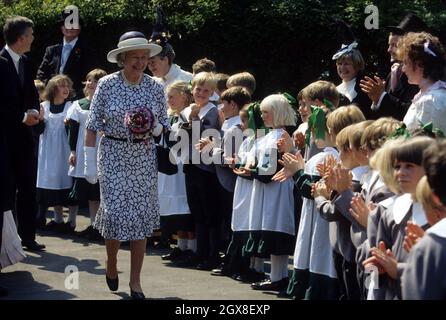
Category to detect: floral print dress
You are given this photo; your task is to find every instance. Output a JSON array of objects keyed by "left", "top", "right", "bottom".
[{"left": 86, "top": 71, "right": 169, "bottom": 241}]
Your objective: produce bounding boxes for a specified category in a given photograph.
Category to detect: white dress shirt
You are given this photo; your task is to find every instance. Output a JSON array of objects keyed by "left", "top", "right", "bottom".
[
  {"left": 4, "top": 45, "right": 21, "bottom": 73},
  {"left": 403, "top": 80, "right": 446, "bottom": 133},
  {"left": 154, "top": 63, "right": 192, "bottom": 89},
  {"left": 59, "top": 37, "right": 78, "bottom": 73}
]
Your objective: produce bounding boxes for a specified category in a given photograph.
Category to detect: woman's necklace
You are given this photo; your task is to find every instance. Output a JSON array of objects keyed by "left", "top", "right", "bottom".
[{"left": 121, "top": 71, "right": 143, "bottom": 86}]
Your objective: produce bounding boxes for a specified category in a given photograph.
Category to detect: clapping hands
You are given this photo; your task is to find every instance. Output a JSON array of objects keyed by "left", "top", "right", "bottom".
[
  {"left": 316, "top": 154, "right": 337, "bottom": 178},
  {"left": 293, "top": 131, "right": 305, "bottom": 150},
  {"left": 363, "top": 241, "right": 398, "bottom": 280},
  {"left": 277, "top": 131, "right": 294, "bottom": 154},
  {"left": 311, "top": 180, "right": 332, "bottom": 199},
  {"left": 349, "top": 195, "right": 375, "bottom": 228},
  {"left": 233, "top": 165, "right": 253, "bottom": 177},
  {"left": 359, "top": 76, "right": 386, "bottom": 104},
  {"left": 322, "top": 162, "right": 352, "bottom": 194},
  {"left": 195, "top": 137, "right": 213, "bottom": 151},
  {"left": 272, "top": 152, "right": 305, "bottom": 182},
  {"left": 403, "top": 221, "right": 425, "bottom": 252},
  {"left": 189, "top": 103, "right": 200, "bottom": 120}
]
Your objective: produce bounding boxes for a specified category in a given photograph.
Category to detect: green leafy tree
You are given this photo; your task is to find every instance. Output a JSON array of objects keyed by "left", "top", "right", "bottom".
[{"left": 1, "top": 0, "right": 445, "bottom": 98}]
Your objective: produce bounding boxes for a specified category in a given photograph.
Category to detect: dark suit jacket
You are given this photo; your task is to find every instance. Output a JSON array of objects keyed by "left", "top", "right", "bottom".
[
  {"left": 0, "top": 48, "right": 39, "bottom": 213},
  {"left": 371, "top": 71, "right": 419, "bottom": 121},
  {"left": 339, "top": 75, "right": 375, "bottom": 120},
  {"left": 36, "top": 37, "right": 95, "bottom": 99}
]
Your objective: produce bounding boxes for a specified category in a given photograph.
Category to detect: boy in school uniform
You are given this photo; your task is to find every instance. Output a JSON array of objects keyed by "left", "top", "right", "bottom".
[
  {"left": 175, "top": 72, "right": 221, "bottom": 270},
  {"left": 197, "top": 86, "right": 251, "bottom": 276}
]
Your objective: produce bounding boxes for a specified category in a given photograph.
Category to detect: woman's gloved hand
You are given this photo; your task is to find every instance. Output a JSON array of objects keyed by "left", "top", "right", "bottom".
[{"left": 84, "top": 146, "right": 98, "bottom": 184}]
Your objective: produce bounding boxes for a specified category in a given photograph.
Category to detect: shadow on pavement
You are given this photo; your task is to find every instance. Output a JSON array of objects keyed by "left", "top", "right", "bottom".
[
  {"left": 19, "top": 250, "right": 103, "bottom": 276},
  {"left": 0, "top": 271, "right": 77, "bottom": 300}
]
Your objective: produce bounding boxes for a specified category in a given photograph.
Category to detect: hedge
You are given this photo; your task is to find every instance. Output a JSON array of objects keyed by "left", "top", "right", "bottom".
[{"left": 1, "top": 0, "right": 446, "bottom": 99}]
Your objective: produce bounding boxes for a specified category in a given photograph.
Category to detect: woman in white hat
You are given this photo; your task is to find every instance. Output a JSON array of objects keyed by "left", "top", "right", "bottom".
[{"left": 84, "top": 31, "right": 168, "bottom": 299}]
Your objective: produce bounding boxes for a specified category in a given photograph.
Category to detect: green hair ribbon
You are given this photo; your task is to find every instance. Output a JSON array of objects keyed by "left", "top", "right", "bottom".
[
  {"left": 282, "top": 92, "right": 298, "bottom": 111},
  {"left": 389, "top": 124, "right": 411, "bottom": 139},
  {"left": 305, "top": 106, "right": 327, "bottom": 146},
  {"left": 323, "top": 98, "right": 335, "bottom": 111},
  {"left": 420, "top": 121, "right": 445, "bottom": 138},
  {"left": 247, "top": 102, "right": 268, "bottom": 132}
]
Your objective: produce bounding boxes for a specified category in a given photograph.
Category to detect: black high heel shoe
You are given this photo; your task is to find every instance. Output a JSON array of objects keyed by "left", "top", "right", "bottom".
[
  {"left": 106, "top": 274, "right": 119, "bottom": 291},
  {"left": 129, "top": 285, "right": 145, "bottom": 300}
]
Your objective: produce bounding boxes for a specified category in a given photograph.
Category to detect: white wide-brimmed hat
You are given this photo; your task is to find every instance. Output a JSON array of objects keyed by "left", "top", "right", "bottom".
[{"left": 107, "top": 31, "right": 162, "bottom": 63}]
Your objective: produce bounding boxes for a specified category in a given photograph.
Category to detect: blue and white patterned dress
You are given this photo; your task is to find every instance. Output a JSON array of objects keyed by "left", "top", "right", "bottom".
[{"left": 86, "top": 71, "right": 169, "bottom": 241}]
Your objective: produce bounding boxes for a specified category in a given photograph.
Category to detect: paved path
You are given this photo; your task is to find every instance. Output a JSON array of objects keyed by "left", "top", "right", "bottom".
[{"left": 1, "top": 212, "right": 289, "bottom": 301}]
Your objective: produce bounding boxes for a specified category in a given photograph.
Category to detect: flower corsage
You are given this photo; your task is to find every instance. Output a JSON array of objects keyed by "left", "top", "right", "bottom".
[{"left": 124, "top": 107, "right": 155, "bottom": 139}]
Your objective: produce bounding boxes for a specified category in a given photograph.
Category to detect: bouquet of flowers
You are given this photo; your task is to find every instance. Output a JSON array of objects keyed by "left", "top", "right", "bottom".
[{"left": 124, "top": 107, "right": 155, "bottom": 137}]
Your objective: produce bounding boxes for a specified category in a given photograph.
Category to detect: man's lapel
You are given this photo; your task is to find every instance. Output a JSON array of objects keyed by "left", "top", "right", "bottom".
[
  {"left": 0, "top": 48, "right": 21, "bottom": 86},
  {"left": 55, "top": 43, "right": 63, "bottom": 73}
]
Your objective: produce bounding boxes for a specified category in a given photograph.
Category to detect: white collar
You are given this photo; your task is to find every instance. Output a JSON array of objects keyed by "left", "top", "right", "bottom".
[
  {"left": 337, "top": 78, "right": 357, "bottom": 102},
  {"left": 351, "top": 165, "right": 369, "bottom": 182},
  {"left": 412, "top": 201, "right": 428, "bottom": 226},
  {"left": 63, "top": 37, "right": 78, "bottom": 47},
  {"left": 379, "top": 195, "right": 397, "bottom": 209},
  {"left": 163, "top": 64, "right": 180, "bottom": 83},
  {"left": 393, "top": 194, "right": 413, "bottom": 224},
  {"left": 221, "top": 115, "right": 241, "bottom": 133},
  {"left": 371, "top": 171, "right": 385, "bottom": 190},
  {"left": 362, "top": 170, "right": 384, "bottom": 192},
  {"left": 360, "top": 168, "right": 374, "bottom": 189},
  {"left": 392, "top": 194, "right": 428, "bottom": 226},
  {"left": 209, "top": 91, "right": 219, "bottom": 101},
  {"left": 427, "top": 217, "right": 446, "bottom": 238},
  {"left": 4, "top": 45, "right": 21, "bottom": 64},
  {"left": 198, "top": 102, "right": 216, "bottom": 119}
]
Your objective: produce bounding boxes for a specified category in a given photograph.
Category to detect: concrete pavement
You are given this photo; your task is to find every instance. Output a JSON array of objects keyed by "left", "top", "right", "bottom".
[{"left": 0, "top": 211, "right": 290, "bottom": 301}]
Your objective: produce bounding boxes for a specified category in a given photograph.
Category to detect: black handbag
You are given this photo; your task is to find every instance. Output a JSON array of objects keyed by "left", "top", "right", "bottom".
[{"left": 156, "top": 132, "right": 178, "bottom": 175}]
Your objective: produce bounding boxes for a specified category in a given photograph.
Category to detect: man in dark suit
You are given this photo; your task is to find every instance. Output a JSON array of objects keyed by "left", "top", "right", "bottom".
[
  {"left": 36, "top": 12, "right": 93, "bottom": 99},
  {"left": 360, "top": 13, "right": 427, "bottom": 121},
  {"left": 1, "top": 16, "right": 45, "bottom": 253}
]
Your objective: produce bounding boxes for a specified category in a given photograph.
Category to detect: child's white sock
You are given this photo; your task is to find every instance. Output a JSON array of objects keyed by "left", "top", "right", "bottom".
[
  {"left": 187, "top": 239, "right": 197, "bottom": 252},
  {"left": 177, "top": 238, "right": 188, "bottom": 251},
  {"left": 270, "top": 255, "right": 283, "bottom": 282},
  {"left": 53, "top": 206, "right": 64, "bottom": 224},
  {"left": 67, "top": 206, "right": 78, "bottom": 227}
]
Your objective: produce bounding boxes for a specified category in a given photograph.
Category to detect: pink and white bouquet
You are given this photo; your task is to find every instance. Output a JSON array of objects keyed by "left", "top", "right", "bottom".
[{"left": 124, "top": 107, "right": 155, "bottom": 137}]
